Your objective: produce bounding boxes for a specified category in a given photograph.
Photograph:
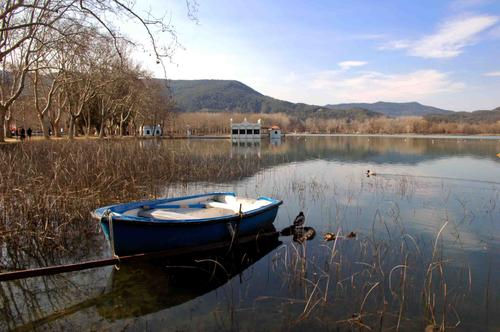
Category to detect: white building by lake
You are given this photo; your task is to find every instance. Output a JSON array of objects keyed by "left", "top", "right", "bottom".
[
  {"left": 231, "top": 118, "right": 261, "bottom": 139},
  {"left": 269, "top": 125, "right": 282, "bottom": 139},
  {"left": 140, "top": 124, "right": 162, "bottom": 137}
]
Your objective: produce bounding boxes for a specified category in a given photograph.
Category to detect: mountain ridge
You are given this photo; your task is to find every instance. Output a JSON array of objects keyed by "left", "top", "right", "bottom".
[
  {"left": 324, "top": 101, "right": 453, "bottom": 117},
  {"left": 157, "top": 79, "right": 467, "bottom": 118},
  {"left": 424, "top": 107, "right": 500, "bottom": 123}
]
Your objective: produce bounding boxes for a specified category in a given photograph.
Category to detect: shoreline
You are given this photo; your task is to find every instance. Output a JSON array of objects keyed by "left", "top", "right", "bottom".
[
  {"left": 286, "top": 133, "right": 500, "bottom": 140},
  {"left": 2, "top": 132, "right": 500, "bottom": 144}
]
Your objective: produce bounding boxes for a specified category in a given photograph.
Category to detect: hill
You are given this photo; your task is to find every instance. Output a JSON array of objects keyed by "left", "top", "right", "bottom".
[
  {"left": 296, "top": 107, "right": 382, "bottom": 121},
  {"left": 166, "top": 79, "right": 312, "bottom": 114},
  {"left": 424, "top": 107, "right": 500, "bottom": 123},
  {"left": 161, "top": 79, "right": 382, "bottom": 120},
  {"left": 324, "top": 101, "right": 453, "bottom": 117}
]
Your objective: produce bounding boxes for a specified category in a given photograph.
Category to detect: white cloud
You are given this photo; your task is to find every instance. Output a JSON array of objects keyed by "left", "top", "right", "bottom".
[
  {"left": 307, "top": 69, "right": 464, "bottom": 104},
  {"left": 338, "top": 61, "right": 367, "bottom": 70},
  {"left": 382, "top": 15, "right": 499, "bottom": 58},
  {"left": 483, "top": 71, "right": 500, "bottom": 77}
]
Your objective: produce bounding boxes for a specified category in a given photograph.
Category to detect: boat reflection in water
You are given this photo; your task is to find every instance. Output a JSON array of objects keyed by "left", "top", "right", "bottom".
[
  {"left": 9, "top": 227, "right": 282, "bottom": 330},
  {"left": 96, "top": 227, "right": 281, "bottom": 320}
]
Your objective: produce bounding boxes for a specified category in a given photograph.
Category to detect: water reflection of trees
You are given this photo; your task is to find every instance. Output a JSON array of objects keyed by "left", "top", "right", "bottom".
[
  {"left": 185, "top": 136, "right": 500, "bottom": 168},
  {"left": 139, "top": 136, "right": 500, "bottom": 169},
  {"left": 272, "top": 136, "right": 500, "bottom": 164}
]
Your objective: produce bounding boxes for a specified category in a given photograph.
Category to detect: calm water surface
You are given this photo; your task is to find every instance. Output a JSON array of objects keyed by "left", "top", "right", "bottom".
[{"left": 2, "top": 136, "right": 500, "bottom": 331}]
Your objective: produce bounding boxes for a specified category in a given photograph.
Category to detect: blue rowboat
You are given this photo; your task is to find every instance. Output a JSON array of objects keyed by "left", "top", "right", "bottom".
[{"left": 91, "top": 192, "right": 283, "bottom": 256}]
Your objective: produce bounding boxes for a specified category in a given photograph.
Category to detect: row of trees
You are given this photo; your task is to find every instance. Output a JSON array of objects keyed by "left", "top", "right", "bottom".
[
  {"left": 172, "top": 112, "right": 500, "bottom": 135},
  {"left": 303, "top": 116, "right": 500, "bottom": 135},
  {"left": 1, "top": 0, "right": 181, "bottom": 142},
  {"left": 168, "top": 112, "right": 293, "bottom": 136}
]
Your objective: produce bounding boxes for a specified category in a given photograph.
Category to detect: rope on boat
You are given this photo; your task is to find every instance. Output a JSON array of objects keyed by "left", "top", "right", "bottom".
[
  {"left": 106, "top": 210, "right": 116, "bottom": 257},
  {"left": 105, "top": 209, "right": 121, "bottom": 270},
  {"left": 227, "top": 204, "right": 243, "bottom": 253}
]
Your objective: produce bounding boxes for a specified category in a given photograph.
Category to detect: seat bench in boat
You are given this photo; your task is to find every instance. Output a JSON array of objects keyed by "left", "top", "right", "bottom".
[{"left": 126, "top": 195, "right": 272, "bottom": 220}]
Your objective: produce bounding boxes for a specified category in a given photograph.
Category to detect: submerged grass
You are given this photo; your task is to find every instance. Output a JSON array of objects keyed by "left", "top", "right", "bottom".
[{"left": 270, "top": 224, "right": 470, "bottom": 330}]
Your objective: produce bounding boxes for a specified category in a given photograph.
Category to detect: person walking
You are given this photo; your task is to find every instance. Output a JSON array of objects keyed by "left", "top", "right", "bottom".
[
  {"left": 20, "top": 127, "right": 25, "bottom": 141},
  {"left": 27, "top": 128, "right": 32, "bottom": 140}
]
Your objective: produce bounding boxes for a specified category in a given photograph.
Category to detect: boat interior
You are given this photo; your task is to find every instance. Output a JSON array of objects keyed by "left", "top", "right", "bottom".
[{"left": 124, "top": 194, "right": 273, "bottom": 220}]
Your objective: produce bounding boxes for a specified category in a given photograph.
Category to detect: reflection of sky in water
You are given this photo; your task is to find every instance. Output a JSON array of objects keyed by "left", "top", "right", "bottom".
[
  {"left": 2, "top": 136, "right": 500, "bottom": 331},
  {"left": 230, "top": 157, "right": 500, "bottom": 251}
]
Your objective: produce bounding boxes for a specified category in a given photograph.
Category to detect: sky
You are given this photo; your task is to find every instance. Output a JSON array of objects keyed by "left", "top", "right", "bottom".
[{"left": 130, "top": 0, "right": 500, "bottom": 111}]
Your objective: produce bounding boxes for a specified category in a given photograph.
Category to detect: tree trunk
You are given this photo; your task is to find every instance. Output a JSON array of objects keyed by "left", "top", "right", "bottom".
[
  {"left": 98, "top": 121, "right": 105, "bottom": 139},
  {"left": 53, "top": 119, "right": 61, "bottom": 137},
  {"left": 5, "top": 115, "right": 12, "bottom": 138},
  {"left": 84, "top": 111, "right": 91, "bottom": 137},
  {"left": 38, "top": 114, "right": 50, "bottom": 139},
  {"left": 68, "top": 116, "right": 75, "bottom": 139},
  {"left": 0, "top": 105, "right": 7, "bottom": 142},
  {"left": 85, "top": 121, "right": 91, "bottom": 137},
  {"left": 119, "top": 120, "right": 125, "bottom": 137}
]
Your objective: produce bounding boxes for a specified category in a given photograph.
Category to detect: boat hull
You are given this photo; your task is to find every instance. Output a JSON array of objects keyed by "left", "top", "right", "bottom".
[{"left": 94, "top": 193, "right": 282, "bottom": 256}]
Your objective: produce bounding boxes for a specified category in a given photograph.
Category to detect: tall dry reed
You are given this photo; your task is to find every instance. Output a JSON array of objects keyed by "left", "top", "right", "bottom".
[{"left": 0, "top": 139, "right": 263, "bottom": 268}]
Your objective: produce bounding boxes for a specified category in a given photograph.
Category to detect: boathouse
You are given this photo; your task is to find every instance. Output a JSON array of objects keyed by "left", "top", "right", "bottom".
[
  {"left": 269, "top": 125, "right": 282, "bottom": 139},
  {"left": 140, "top": 124, "right": 162, "bottom": 137},
  {"left": 230, "top": 119, "right": 261, "bottom": 139}
]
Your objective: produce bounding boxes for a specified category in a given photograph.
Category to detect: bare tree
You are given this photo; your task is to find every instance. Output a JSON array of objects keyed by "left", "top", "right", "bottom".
[
  {"left": 0, "top": 22, "right": 37, "bottom": 140},
  {"left": 0, "top": 0, "right": 184, "bottom": 142},
  {"left": 133, "top": 79, "right": 173, "bottom": 135}
]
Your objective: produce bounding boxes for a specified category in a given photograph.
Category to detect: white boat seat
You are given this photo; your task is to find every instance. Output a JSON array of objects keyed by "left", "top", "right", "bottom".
[
  {"left": 135, "top": 195, "right": 273, "bottom": 220},
  {"left": 138, "top": 209, "right": 198, "bottom": 220},
  {"left": 206, "top": 201, "right": 240, "bottom": 212},
  {"left": 206, "top": 198, "right": 271, "bottom": 213},
  {"left": 138, "top": 207, "right": 237, "bottom": 220}
]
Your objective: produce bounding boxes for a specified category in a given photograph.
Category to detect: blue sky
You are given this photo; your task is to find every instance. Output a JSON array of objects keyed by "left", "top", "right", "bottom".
[{"left": 133, "top": 0, "right": 500, "bottom": 111}]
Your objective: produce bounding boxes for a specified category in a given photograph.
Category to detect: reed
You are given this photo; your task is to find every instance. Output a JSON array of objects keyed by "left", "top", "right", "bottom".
[
  {"left": 264, "top": 173, "right": 485, "bottom": 331},
  {"left": 1, "top": 139, "right": 497, "bottom": 331},
  {"left": 0, "top": 139, "right": 265, "bottom": 269}
]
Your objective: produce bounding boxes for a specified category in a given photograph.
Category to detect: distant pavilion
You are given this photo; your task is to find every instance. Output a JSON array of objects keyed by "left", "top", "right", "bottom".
[{"left": 230, "top": 118, "right": 261, "bottom": 139}]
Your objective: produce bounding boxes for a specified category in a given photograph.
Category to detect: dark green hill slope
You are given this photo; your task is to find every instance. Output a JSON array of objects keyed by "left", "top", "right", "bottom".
[
  {"left": 325, "top": 101, "right": 453, "bottom": 117},
  {"left": 159, "top": 79, "right": 383, "bottom": 120},
  {"left": 167, "top": 79, "right": 318, "bottom": 114},
  {"left": 424, "top": 107, "right": 500, "bottom": 123}
]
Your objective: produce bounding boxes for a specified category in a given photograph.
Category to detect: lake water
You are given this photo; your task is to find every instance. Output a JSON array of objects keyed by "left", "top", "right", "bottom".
[{"left": 2, "top": 136, "right": 500, "bottom": 331}]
